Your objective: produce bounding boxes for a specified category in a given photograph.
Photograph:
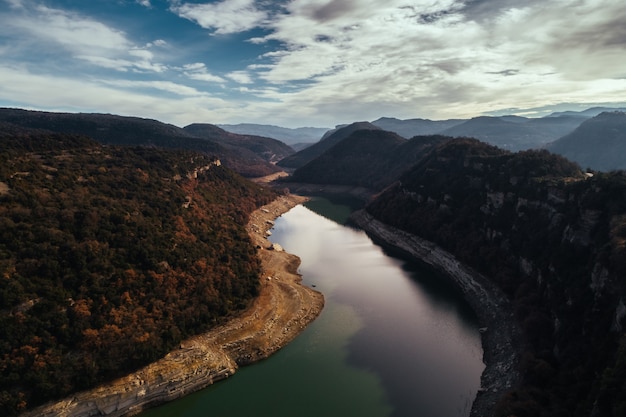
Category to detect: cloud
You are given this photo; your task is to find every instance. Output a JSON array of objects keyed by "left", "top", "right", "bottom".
[
  {"left": 170, "top": 0, "right": 268, "bottom": 35},
  {"left": 0, "top": 2, "right": 169, "bottom": 73},
  {"left": 0, "top": 64, "right": 236, "bottom": 125},
  {"left": 103, "top": 80, "right": 205, "bottom": 97},
  {"left": 8, "top": 4, "right": 131, "bottom": 53},
  {"left": 2, "top": 0, "right": 625, "bottom": 128},
  {"left": 227, "top": 70, "right": 254, "bottom": 84},
  {"left": 182, "top": 63, "right": 226, "bottom": 83},
  {"left": 234, "top": 0, "right": 626, "bottom": 123}
]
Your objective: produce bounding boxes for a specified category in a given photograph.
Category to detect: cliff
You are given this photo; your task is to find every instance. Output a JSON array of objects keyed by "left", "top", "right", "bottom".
[
  {"left": 350, "top": 210, "right": 523, "bottom": 416},
  {"left": 19, "top": 195, "right": 324, "bottom": 417},
  {"left": 365, "top": 139, "right": 626, "bottom": 416}
]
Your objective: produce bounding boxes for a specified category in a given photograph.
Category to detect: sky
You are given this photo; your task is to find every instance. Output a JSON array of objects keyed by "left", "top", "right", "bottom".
[{"left": 1, "top": 0, "right": 625, "bottom": 128}]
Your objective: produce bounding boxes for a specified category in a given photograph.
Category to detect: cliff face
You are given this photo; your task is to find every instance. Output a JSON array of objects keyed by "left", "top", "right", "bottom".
[{"left": 365, "top": 139, "right": 626, "bottom": 416}]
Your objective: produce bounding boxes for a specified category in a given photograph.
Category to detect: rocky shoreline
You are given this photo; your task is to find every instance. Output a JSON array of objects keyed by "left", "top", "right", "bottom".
[
  {"left": 20, "top": 194, "right": 324, "bottom": 417},
  {"left": 350, "top": 209, "right": 523, "bottom": 417}
]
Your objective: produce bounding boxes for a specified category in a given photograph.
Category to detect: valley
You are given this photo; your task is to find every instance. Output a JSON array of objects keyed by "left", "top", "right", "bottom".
[{"left": 1, "top": 105, "right": 625, "bottom": 417}]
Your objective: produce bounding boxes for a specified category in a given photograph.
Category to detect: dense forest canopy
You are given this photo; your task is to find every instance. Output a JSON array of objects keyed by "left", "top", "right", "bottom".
[
  {"left": 0, "top": 128, "right": 277, "bottom": 415},
  {"left": 366, "top": 139, "right": 626, "bottom": 416}
]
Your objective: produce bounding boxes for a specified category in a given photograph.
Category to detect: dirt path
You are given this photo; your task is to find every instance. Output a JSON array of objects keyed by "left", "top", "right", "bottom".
[{"left": 22, "top": 193, "right": 324, "bottom": 417}]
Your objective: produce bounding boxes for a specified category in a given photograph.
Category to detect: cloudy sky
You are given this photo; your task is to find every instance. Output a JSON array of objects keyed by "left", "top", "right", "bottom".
[{"left": 1, "top": 0, "right": 625, "bottom": 128}]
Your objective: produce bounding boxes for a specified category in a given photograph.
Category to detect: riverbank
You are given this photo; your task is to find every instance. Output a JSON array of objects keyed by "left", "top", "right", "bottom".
[
  {"left": 350, "top": 210, "right": 523, "bottom": 417},
  {"left": 20, "top": 194, "right": 324, "bottom": 417}
]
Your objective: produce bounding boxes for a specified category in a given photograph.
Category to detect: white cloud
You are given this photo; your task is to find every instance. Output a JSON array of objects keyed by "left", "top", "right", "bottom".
[
  {"left": 0, "top": 64, "right": 237, "bottom": 125},
  {"left": 137, "top": 0, "right": 151, "bottom": 7},
  {"left": 182, "top": 63, "right": 226, "bottom": 83},
  {"left": 2, "top": 0, "right": 625, "bottom": 128},
  {"left": 0, "top": 2, "right": 168, "bottom": 73},
  {"left": 9, "top": 5, "right": 131, "bottom": 53},
  {"left": 103, "top": 80, "right": 205, "bottom": 97},
  {"left": 235, "top": 0, "right": 626, "bottom": 123},
  {"left": 227, "top": 70, "right": 254, "bottom": 84},
  {"left": 170, "top": 0, "right": 267, "bottom": 35}
]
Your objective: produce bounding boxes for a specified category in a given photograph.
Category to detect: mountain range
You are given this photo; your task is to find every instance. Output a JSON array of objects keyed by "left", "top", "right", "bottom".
[
  {"left": 216, "top": 123, "right": 329, "bottom": 150},
  {"left": 218, "top": 107, "right": 624, "bottom": 154},
  {"left": 0, "top": 108, "right": 293, "bottom": 178}
]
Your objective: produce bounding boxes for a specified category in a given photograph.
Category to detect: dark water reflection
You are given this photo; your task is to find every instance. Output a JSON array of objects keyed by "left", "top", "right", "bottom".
[{"left": 141, "top": 200, "right": 483, "bottom": 417}]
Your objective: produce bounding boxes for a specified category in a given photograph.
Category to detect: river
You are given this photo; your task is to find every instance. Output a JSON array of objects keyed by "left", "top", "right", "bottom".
[{"left": 141, "top": 197, "right": 484, "bottom": 417}]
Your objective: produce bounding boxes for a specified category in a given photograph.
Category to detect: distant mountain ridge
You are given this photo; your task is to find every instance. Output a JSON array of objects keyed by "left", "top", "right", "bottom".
[
  {"left": 371, "top": 116, "right": 464, "bottom": 137},
  {"left": 0, "top": 108, "right": 286, "bottom": 177},
  {"left": 547, "top": 111, "right": 626, "bottom": 171},
  {"left": 369, "top": 107, "right": 626, "bottom": 151},
  {"left": 183, "top": 123, "right": 294, "bottom": 165},
  {"left": 217, "top": 123, "right": 329, "bottom": 148}
]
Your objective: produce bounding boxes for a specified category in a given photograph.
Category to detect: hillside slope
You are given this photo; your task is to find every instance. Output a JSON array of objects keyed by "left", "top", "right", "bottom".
[
  {"left": 547, "top": 111, "right": 626, "bottom": 171},
  {"left": 277, "top": 121, "right": 380, "bottom": 169},
  {"left": 289, "top": 130, "right": 450, "bottom": 190},
  {"left": 0, "top": 108, "right": 283, "bottom": 177},
  {"left": 0, "top": 128, "right": 277, "bottom": 415},
  {"left": 440, "top": 115, "right": 583, "bottom": 150},
  {"left": 366, "top": 139, "right": 626, "bottom": 416},
  {"left": 183, "top": 123, "right": 295, "bottom": 164}
]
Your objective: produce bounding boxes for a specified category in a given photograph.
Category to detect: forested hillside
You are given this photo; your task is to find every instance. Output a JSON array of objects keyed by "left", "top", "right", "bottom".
[
  {"left": 0, "top": 127, "right": 277, "bottom": 415},
  {"left": 277, "top": 121, "right": 380, "bottom": 169},
  {"left": 366, "top": 139, "right": 626, "bottom": 416},
  {"left": 0, "top": 108, "right": 284, "bottom": 177},
  {"left": 289, "top": 130, "right": 450, "bottom": 190}
]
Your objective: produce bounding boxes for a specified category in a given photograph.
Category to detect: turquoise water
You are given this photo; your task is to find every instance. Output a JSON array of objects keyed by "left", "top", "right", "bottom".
[{"left": 141, "top": 201, "right": 483, "bottom": 417}]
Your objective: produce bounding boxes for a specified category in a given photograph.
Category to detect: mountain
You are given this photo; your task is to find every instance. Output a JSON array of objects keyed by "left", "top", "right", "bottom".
[
  {"left": 547, "top": 106, "right": 626, "bottom": 118},
  {"left": 183, "top": 123, "right": 295, "bottom": 165},
  {"left": 371, "top": 116, "right": 464, "bottom": 138},
  {"left": 217, "top": 123, "right": 329, "bottom": 148},
  {"left": 546, "top": 111, "right": 626, "bottom": 171},
  {"left": 289, "top": 129, "right": 406, "bottom": 187},
  {"left": 0, "top": 108, "right": 284, "bottom": 177},
  {"left": 364, "top": 139, "right": 626, "bottom": 416},
  {"left": 0, "top": 127, "right": 277, "bottom": 415},
  {"left": 290, "top": 130, "right": 450, "bottom": 190},
  {"left": 277, "top": 121, "right": 381, "bottom": 169},
  {"left": 440, "top": 115, "right": 584, "bottom": 150}
]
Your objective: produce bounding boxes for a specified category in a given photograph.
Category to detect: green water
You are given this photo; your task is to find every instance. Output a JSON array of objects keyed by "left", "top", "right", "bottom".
[{"left": 141, "top": 199, "right": 483, "bottom": 417}]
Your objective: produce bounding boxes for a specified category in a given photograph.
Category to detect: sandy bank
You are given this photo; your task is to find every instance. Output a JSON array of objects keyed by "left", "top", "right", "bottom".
[
  {"left": 350, "top": 209, "right": 523, "bottom": 417},
  {"left": 21, "top": 194, "right": 324, "bottom": 417}
]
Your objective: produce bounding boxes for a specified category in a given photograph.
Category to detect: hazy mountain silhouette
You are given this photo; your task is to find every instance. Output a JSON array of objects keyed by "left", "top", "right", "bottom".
[
  {"left": 547, "top": 111, "right": 626, "bottom": 171},
  {"left": 217, "top": 123, "right": 329, "bottom": 148},
  {"left": 371, "top": 116, "right": 464, "bottom": 138},
  {"left": 440, "top": 115, "right": 584, "bottom": 150}
]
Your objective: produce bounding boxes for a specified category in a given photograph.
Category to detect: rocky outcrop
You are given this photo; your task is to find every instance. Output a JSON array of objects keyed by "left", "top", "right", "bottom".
[
  {"left": 20, "top": 195, "right": 323, "bottom": 417},
  {"left": 350, "top": 210, "right": 523, "bottom": 417}
]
